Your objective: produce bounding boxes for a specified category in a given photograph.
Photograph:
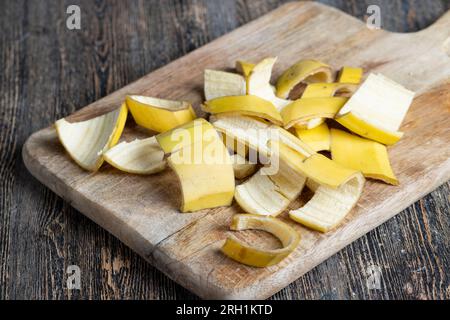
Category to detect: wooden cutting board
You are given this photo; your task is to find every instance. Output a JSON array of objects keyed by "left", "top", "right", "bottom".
[{"left": 22, "top": 2, "right": 450, "bottom": 299}]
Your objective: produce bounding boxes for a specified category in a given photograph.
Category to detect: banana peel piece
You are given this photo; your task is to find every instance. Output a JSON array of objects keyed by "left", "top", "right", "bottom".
[
  {"left": 55, "top": 104, "right": 127, "bottom": 171},
  {"left": 273, "top": 140, "right": 360, "bottom": 189},
  {"left": 247, "top": 57, "right": 291, "bottom": 111},
  {"left": 291, "top": 82, "right": 357, "bottom": 130},
  {"left": 156, "top": 118, "right": 215, "bottom": 154},
  {"left": 295, "top": 122, "right": 331, "bottom": 152},
  {"left": 168, "top": 135, "right": 235, "bottom": 212},
  {"left": 336, "top": 73, "right": 415, "bottom": 145},
  {"left": 203, "top": 95, "right": 283, "bottom": 126},
  {"left": 235, "top": 163, "right": 306, "bottom": 216},
  {"left": 103, "top": 136, "right": 166, "bottom": 175},
  {"left": 126, "top": 95, "right": 196, "bottom": 133},
  {"left": 281, "top": 97, "right": 348, "bottom": 129},
  {"left": 236, "top": 60, "right": 255, "bottom": 78},
  {"left": 337, "top": 67, "right": 363, "bottom": 84},
  {"left": 330, "top": 129, "right": 398, "bottom": 185},
  {"left": 204, "top": 69, "right": 246, "bottom": 100},
  {"left": 276, "top": 59, "right": 333, "bottom": 99},
  {"left": 289, "top": 173, "right": 365, "bottom": 232},
  {"left": 211, "top": 114, "right": 314, "bottom": 161},
  {"left": 221, "top": 214, "right": 300, "bottom": 267},
  {"left": 231, "top": 153, "right": 257, "bottom": 179}
]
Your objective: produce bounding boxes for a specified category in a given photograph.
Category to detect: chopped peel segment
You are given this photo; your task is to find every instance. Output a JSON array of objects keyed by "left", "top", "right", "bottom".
[
  {"left": 203, "top": 95, "right": 283, "bottom": 126},
  {"left": 231, "top": 153, "right": 257, "bottom": 179},
  {"left": 156, "top": 118, "right": 215, "bottom": 154},
  {"left": 247, "top": 57, "right": 291, "bottom": 110},
  {"left": 337, "top": 67, "right": 363, "bottom": 84},
  {"left": 126, "top": 95, "right": 196, "bottom": 133},
  {"left": 281, "top": 97, "right": 348, "bottom": 129},
  {"left": 289, "top": 173, "right": 365, "bottom": 232},
  {"left": 295, "top": 122, "right": 331, "bottom": 152},
  {"left": 276, "top": 59, "right": 333, "bottom": 99},
  {"left": 103, "top": 136, "right": 166, "bottom": 175},
  {"left": 336, "top": 73, "right": 415, "bottom": 145},
  {"left": 330, "top": 129, "right": 398, "bottom": 185},
  {"left": 167, "top": 134, "right": 235, "bottom": 213},
  {"left": 55, "top": 104, "right": 128, "bottom": 171},
  {"left": 204, "top": 69, "right": 246, "bottom": 100},
  {"left": 221, "top": 214, "right": 300, "bottom": 267},
  {"left": 235, "top": 163, "right": 306, "bottom": 216},
  {"left": 274, "top": 141, "right": 360, "bottom": 189}
]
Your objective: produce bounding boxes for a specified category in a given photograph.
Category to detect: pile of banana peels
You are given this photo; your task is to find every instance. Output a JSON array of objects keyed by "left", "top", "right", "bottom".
[{"left": 55, "top": 57, "right": 414, "bottom": 267}]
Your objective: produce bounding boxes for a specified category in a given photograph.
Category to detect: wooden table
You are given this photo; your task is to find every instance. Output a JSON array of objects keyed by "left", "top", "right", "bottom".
[{"left": 1, "top": 0, "right": 449, "bottom": 300}]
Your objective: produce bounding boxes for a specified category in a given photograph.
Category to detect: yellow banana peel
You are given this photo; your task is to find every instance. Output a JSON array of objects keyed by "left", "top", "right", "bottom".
[
  {"left": 103, "top": 136, "right": 166, "bottom": 175},
  {"left": 156, "top": 118, "right": 216, "bottom": 154},
  {"left": 295, "top": 122, "right": 330, "bottom": 152},
  {"left": 247, "top": 57, "right": 291, "bottom": 110},
  {"left": 273, "top": 140, "right": 360, "bottom": 189},
  {"left": 336, "top": 73, "right": 415, "bottom": 145},
  {"left": 203, "top": 95, "right": 283, "bottom": 126},
  {"left": 289, "top": 173, "right": 365, "bottom": 232},
  {"left": 281, "top": 97, "right": 348, "bottom": 129},
  {"left": 330, "top": 129, "right": 399, "bottom": 185},
  {"left": 221, "top": 214, "right": 300, "bottom": 267},
  {"left": 275, "top": 59, "right": 333, "bottom": 99},
  {"left": 231, "top": 153, "right": 257, "bottom": 179},
  {"left": 235, "top": 163, "right": 306, "bottom": 216},
  {"left": 337, "top": 67, "right": 363, "bottom": 84},
  {"left": 167, "top": 135, "right": 235, "bottom": 212},
  {"left": 55, "top": 104, "right": 128, "bottom": 171},
  {"left": 126, "top": 95, "right": 196, "bottom": 133}
]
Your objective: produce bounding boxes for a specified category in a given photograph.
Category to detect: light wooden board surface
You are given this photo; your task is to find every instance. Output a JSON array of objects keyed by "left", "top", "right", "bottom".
[{"left": 22, "top": 2, "right": 450, "bottom": 299}]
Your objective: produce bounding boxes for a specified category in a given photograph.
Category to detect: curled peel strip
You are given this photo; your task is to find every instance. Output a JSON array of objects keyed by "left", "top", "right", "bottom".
[
  {"left": 235, "top": 163, "right": 306, "bottom": 217},
  {"left": 126, "top": 95, "right": 196, "bottom": 133},
  {"left": 289, "top": 173, "right": 365, "bottom": 233},
  {"left": 103, "top": 136, "right": 166, "bottom": 175},
  {"left": 221, "top": 214, "right": 300, "bottom": 267},
  {"left": 276, "top": 59, "right": 333, "bottom": 99},
  {"left": 55, "top": 104, "right": 128, "bottom": 171},
  {"left": 203, "top": 95, "right": 283, "bottom": 126}
]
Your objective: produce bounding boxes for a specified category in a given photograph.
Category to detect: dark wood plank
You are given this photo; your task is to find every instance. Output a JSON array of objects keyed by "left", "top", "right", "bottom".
[{"left": 0, "top": 0, "right": 449, "bottom": 300}]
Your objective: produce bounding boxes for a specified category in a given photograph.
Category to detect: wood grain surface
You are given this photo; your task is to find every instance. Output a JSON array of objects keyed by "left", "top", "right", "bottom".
[{"left": 2, "top": 0, "right": 450, "bottom": 300}]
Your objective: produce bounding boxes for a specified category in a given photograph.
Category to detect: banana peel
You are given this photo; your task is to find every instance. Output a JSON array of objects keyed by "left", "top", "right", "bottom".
[
  {"left": 167, "top": 134, "right": 235, "bottom": 212},
  {"left": 235, "top": 163, "right": 306, "bottom": 216},
  {"left": 336, "top": 73, "right": 415, "bottom": 145},
  {"left": 337, "top": 67, "right": 363, "bottom": 84},
  {"left": 289, "top": 173, "right": 365, "bottom": 232},
  {"left": 247, "top": 57, "right": 291, "bottom": 110},
  {"left": 330, "top": 129, "right": 398, "bottom": 185},
  {"left": 231, "top": 153, "right": 257, "bottom": 179},
  {"left": 295, "top": 122, "right": 330, "bottom": 152},
  {"left": 204, "top": 69, "right": 246, "bottom": 100},
  {"left": 221, "top": 214, "right": 300, "bottom": 267},
  {"left": 203, "top": 95, "right": 283, "bottom": 126},
  {"left": 273, "top": 140, "right": 360, "bottom": 189},
  {"left": 281, "top": 97, "right": 348, "bottom": 129},
  {"left": 276, "top": 59, "right": 333, "bottom": 99},
  {"left": 156, "top": 118, "right": 215, "bottom": 154},
  {"left": 103, "top": 136, "right": 166, "bottom": 175},
  {"left": 126, "top": 95, "right": 196, "bottom": 133},
  {"left": 55, "top": 104, "right": 128, "bottom": 171}
]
